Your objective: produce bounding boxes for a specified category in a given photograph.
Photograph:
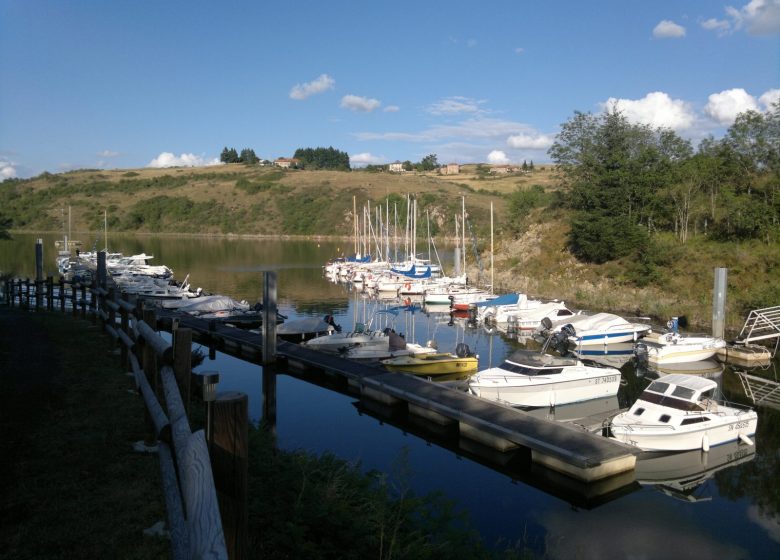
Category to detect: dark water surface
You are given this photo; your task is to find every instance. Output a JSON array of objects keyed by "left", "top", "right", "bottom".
[{"left": 2, "top": 233, "right": 779, "bottom": 559}]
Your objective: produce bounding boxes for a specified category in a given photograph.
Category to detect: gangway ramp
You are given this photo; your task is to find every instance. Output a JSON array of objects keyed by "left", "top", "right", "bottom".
[
  {"left": 736, "top": 306, "right": 780, "bottom": 356},
  {"left": 737, "top": 371, "right": 780, "bottom": 411}
]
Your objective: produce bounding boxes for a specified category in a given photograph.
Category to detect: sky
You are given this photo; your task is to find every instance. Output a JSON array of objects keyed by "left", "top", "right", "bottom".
[{"left": 1, "top": 0, "right": 779, "bottom": 178}]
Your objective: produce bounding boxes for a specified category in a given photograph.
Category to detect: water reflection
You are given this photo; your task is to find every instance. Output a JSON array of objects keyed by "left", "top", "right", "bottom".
[{"left": 3, "top": 233, "right": 780, "bottom": 557}]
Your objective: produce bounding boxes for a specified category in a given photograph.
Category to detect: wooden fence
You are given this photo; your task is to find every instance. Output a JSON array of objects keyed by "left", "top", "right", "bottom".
[{"left": 3, "top": 273, "right": 247, "bottom": 560}]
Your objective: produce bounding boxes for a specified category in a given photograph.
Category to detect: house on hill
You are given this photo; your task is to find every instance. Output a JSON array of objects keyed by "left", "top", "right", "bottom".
[
  {"left": 274, "top": 157, "right": 300, "bottom": 169},
  {"left": 440, "top": 163, "right": 460, "bottom": 175},
  {"left": 388, "top": 161, "right": 404, "bottom": 173}
]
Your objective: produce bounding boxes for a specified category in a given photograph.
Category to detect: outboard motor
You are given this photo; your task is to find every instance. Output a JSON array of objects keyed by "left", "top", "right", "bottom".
[
  {"left": 455, "top": 342, "right": 472, "bottom": 358},
  {"left": 550, "top": 330, "right": 571, "bottom": 355},
  {"left": 634, "top": 342, "right": 649, "bottom": 364},
  {"left": 539, "top": 316, "right": 554, "bottom": 334}
]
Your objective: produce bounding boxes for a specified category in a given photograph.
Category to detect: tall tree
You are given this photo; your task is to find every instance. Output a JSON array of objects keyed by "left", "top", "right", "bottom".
[{"left": 239, "top": 148, "right": 259, "bottom": 165}]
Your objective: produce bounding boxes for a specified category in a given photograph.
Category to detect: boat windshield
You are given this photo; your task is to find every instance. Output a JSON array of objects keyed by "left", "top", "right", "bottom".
[
  {"left": 500, "top": 362, "right": 563, "bottom": 376},
  {"left": 646, "top": 381, "right": 670, "bottom": 394},
  {"left": 671, "top": 385, "right": 696, "bottom": 401}
]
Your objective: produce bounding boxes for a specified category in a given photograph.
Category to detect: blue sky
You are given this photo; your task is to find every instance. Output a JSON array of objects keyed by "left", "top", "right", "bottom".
[{"left": 1, "top": 0, "right": 778, "bottom": 178}]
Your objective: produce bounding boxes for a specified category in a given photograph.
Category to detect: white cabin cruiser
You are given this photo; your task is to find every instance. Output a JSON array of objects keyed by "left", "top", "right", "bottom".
[
  {"left": 542, "top": 312, "right": 651, "bottom": 345},
  {"left": 609, "top": 374, "right": 758, "bottom": 452},
  {"left": 468, "top": 349, "right": 621, "bottom": 407},
  {"left": 637, "top": 332, "right": 727, "bottom": 364}
]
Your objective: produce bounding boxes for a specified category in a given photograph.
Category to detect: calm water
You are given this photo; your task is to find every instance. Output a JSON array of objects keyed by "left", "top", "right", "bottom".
[{"left": 3, "top": 233, "right": 780, "bottom": 559}]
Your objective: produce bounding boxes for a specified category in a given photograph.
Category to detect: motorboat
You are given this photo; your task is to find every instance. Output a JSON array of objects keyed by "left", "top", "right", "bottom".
[
  {"left": 575, "top": 342, "right": 636, "bottom": 369},
  {"left": 342, "top": 340, "right": 439, "bottom": 361},
  {"left": 303, "top": 310, "right": 397, "bottom": 353},
  {"left": 608, "top": 374, "right": 758, "bottom": 452},
  {"left": 636, "top": 332, "right": 727, "bottom": 364},
  {"left": 541, "top": 312, "right": 651, "bottom": 345},
  {"left": 381, "top": 343, "right": 478, "bottom": 376},
  {"left": 467, "top": 349, "right": 621, "bottom": 407},
  {"left": 276, "top": 315, "right": 340, "bottom": 342},
  {"left": 472, "top": 292, "right": 542, "bottom": 325},
  {"left": 503, "top": 301, "right": 578, "bottom": 331}
]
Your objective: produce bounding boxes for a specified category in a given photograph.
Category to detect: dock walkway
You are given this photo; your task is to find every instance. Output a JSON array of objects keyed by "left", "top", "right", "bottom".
[{"left": 155, "top": 309, "right": 638, "bottom": 484}]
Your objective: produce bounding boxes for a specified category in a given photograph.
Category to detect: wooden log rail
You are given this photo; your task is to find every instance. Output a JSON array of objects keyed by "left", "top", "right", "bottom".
[{"left": 3, "top": 271, "right": 232, "bottom": 559}]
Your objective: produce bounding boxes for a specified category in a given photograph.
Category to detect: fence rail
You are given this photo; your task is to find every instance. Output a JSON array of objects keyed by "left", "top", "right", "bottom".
[{"left": 2, "top": 265, "right": 240, "bottom": 560}]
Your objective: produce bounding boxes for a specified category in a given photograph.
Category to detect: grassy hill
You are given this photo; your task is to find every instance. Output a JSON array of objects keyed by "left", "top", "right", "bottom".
[{"left": 2, "top": 164, "right": 777, "bottom": 332}]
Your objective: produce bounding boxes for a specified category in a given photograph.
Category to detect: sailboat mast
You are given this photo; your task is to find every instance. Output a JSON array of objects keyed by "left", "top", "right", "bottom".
[
  {"left": 490, "top": 201, "right": 494, "bottom": 294},
  {"left": 461, "top": 196, "right": 466, "bottom": 276},
  {"left": 353, "top": 196, "right": 358, "bottom": 256}
]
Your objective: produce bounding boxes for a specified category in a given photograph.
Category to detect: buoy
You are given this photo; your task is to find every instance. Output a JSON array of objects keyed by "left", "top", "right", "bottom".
[
  {"left": 739, "top": 433, "right": 754, "bottom": 446},
  {"left": 702, "top": 434, "right": 710, "bottom": 452}
]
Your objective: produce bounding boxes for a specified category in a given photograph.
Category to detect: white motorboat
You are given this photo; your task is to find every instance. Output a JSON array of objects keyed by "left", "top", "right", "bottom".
[
  {"left": 638, "top": 332, "right": 727, "bottom": 364},
  {"left": 542, "top": 312, "right": 651, "bottom": 345},
  {"left": 609, "top": 374, "right": 758, "bottom": 452},
  {"left": 468, "top": 349, "right": 621, "bottom": 407},
  {"left": 303, "top": 310, "right": 397, "bottom": 352},
  {"left": 504, "top": 301, "right": 578, "bottom": 331},
  {"left": 472, "top": 292, "right": 541, "bottom": 325}
]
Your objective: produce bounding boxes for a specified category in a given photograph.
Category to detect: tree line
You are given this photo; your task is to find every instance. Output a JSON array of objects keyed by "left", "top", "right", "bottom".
[
  {"left": 540, "top": 102, "right": 779, "bottom": 275},
  {"left": 220, "top": 147, "right": 260, "bottom": 165}
]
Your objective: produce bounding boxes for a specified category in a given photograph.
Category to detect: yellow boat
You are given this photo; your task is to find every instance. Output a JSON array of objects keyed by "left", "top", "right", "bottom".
[{"left": 381, "top": 351, "right": 478, "bottom": 376}]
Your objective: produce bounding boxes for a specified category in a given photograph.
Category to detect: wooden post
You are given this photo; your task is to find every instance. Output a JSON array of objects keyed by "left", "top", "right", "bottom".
[
  {"left": 97, "top": 251, "right": 107, "bottom": 290},
  {"left": 90, "top": 277, "right": 98, "bottom": 324},
  {"left": 142, "top": 307, "right": 159, "bottom": 447},
  {"left": 35, "top": 239, "right": 43, "bottom": 310},
  {"left": 47, "top": 276, "right": 54, "bottom": 311},
  {"left": 71, "top": 282, "right": 78, "bottom": 317},
  {"left": 120, "top": 293, "right": 130, "bottom": 368},
  {"left": 212, "top": 392, "right": 248, "bottom": 560},
  {"left": 172, "top": 327, "right": 192, "bottom": 416},
  {"left": 262, "top": 271, "right": 277, "bottom": 364},
  {"left": 262, "top": 364, "right": 277, "bottom": 436},
  {"left": 80, "top": 284, "right": 87, "bottom": 318},
  {"left": 713, "top": 267, "right": 727, "bottom": 339}
]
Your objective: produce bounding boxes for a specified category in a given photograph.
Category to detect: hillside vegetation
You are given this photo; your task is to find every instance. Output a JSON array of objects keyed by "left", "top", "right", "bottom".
[{"left": 0, "top": 156, "right": 777, "bottom": 332}]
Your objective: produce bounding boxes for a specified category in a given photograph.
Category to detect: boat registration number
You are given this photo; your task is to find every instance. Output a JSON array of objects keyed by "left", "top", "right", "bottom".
[
  {"left": 597, "top": 375, "right": 618, "bottom": 384},
  {"left": 729, "top": 420, "right": 751, "bottom": 431}
]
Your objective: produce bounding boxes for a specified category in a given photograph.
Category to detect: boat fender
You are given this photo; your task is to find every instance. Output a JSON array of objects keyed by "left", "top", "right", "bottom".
[
  {"left": 702, "top": 434, "right": 710, "bottom": 452},
  {"left": 739, "top": 433, "right": 754, "bottom": 446},
  {"left": 404, "top": 283, "right": 411, "bottom": 291}
]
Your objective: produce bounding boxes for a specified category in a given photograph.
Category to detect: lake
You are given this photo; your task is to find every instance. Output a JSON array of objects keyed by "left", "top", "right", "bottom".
[{"left": 2, "top": 233, "right": 779, "bottom": 559}]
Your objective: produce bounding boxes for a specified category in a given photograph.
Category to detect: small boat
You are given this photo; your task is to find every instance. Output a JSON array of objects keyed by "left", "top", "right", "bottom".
[
  {"left": 381, "top": 343, "right": 478, "bottom": 376},
  {"left": 303, "top": 310, "right": 396, "bottom": 353},
  {"left": 276, "top": 315, "right": 340, "bottom": 342},
  {"left": 637, "top": 332, "right": 727, "bottom": 364},
  {"left": 608, "top": 374, "right": 758, "bottom": 452},
  {"left": 468, "top": 349, "right": 621, "bottom": 407},
  {"left": 542, "top": 312, "right": 651, "bottom": 345}
]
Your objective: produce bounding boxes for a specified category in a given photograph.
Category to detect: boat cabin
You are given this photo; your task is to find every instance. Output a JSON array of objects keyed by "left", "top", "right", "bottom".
[
  {"left": 631, "top": 374, "right": 719, "bottom": 419},
  {"left": 499, "top": 350, "right": 579, "bottom": 376}
]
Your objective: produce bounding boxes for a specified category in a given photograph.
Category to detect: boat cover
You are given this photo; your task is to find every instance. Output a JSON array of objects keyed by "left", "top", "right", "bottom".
[
  {"left": 162, "top": 295, "right": 249, "bottom": 313},
  {"left": 474, "top": 292, "right": 521, "bottom": 307},
  {"left": 505, "top": 349, "right": 579, "bottom": 368}
]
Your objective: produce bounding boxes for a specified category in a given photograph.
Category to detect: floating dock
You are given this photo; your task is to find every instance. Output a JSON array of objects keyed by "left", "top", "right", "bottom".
[{"left": 155, "top": 310, "right": 639, "bottom": 485}]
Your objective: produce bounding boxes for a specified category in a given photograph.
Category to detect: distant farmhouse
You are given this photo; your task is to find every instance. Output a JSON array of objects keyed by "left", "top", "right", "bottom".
[
  {"left": 274, "top": 157, "right": 300, "bottom": 169},
  {"left": 441, "top": 163, "right": 460, "bottom": 175},
  {"left": 490, "top": 165, "right": 515, "bottom": 174},
  {"left": 388, "top": 161, "right": 404, "bottom": 173}
]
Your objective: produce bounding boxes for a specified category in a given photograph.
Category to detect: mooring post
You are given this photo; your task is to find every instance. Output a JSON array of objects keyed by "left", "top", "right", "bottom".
[
  {"left": 72, "top": 282, "right": 79, "bottom": 317},
  {"left": 212, "top": 391, "right": 248, "bottom": 560},
  {"left": 46, "top": 276, "right": 53, "bottom": 311},
  {"left": 262, "top": 271, "right": 277, "bottom": 364},
  {"left": 172, "top": 326, "right": 192, "bottom": 416},
  {"left": 713, "top": 267, "right": 728, "bottom": 339},
  {"left": 59, "top": 277, "right": 65, "bottom": 313},
  {"left": 25, "top": 278, "right": 31, "bottom": 309},
  {"left": 80, "top": 284, "right": 87, "bottom": 318},
  {"left": 97, "top": 250, "right": 107, "bottom": 290},
  {"left": 262, "top": 363, "right": 277, "bottom": 436},
  {"left": 35, "top": 238, "right": 43, "bottom": 310}
]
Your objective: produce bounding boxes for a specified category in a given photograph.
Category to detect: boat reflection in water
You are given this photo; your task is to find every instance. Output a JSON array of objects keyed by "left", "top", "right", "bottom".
[
  {"left": 635, "top": 439, "right": 756, "bottom": 502},
  {"left": 652, "top": 358, "right": 724, "bottom": 379},
  {"left": 521, "top": 395, "right": 623, "bottom": 433}
]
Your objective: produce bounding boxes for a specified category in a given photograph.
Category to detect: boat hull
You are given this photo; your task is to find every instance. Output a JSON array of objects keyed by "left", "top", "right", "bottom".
[
  {"left": 610, "top": 413, "right": 757, "bottom": 452},
  {"left": 381, "top": 354, "right": 478, "bottom": 375},
  {"left": 469, "top": 369, "right": 621, "bottom": 407}
]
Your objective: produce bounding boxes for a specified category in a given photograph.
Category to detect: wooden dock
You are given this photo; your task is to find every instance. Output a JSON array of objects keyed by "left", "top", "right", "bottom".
[{"left": 155, "top": 310, "right": 639, "bottom": 485}]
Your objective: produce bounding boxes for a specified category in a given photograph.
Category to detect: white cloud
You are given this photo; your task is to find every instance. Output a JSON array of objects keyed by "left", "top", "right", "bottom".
[
  {"left": 704, "top": 88, "right": 760, "bottom": 125},
  {"left": 603, "top": 91, "right": 696, "bottom": 130},
  {"left": 349, "top": 152, "right": 385, "bottom": 166},
  {"left": 97, "top": 149, "right": 119, "bottom": 158},
  {"left": 759, "top": 88, "right": 780, "bottom": 109},
  {"left": 427, "top": 96, "right": 487, "bottom": 116},
  {"left": 289, "top": 74, "right": 335, "bottom": 100},
  {"left": 340, "top": 94, "right": 381, "bottom": 112},
  {"left": 706, "top": 0, "right": 780, "bottom": 36},
  {"left": 514, "top": 47, "right": 525, "bottom": 55},
  {"left": 653, "top": 19, "right": 686, "bottom": 38},
  {"left": 356, "top": 117, "right": 548, "bottom": 144},
  {"left": 147, "top": 152, "right": 223, "bottom": 168},
  {"left": 1, "top": 160, "right": 17, "bottom": 180},
  {"left": 487, "top": 150, "right": 509, "bottom": 164},
  {"left": 506, "top": 133, "right": 555, "bottom": 150},
  {"left": 701, "top": 17, "right": 732, "bottom": 35},
  {"left": 383, "top": 105, "right": 400, "bottom": 113}
]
